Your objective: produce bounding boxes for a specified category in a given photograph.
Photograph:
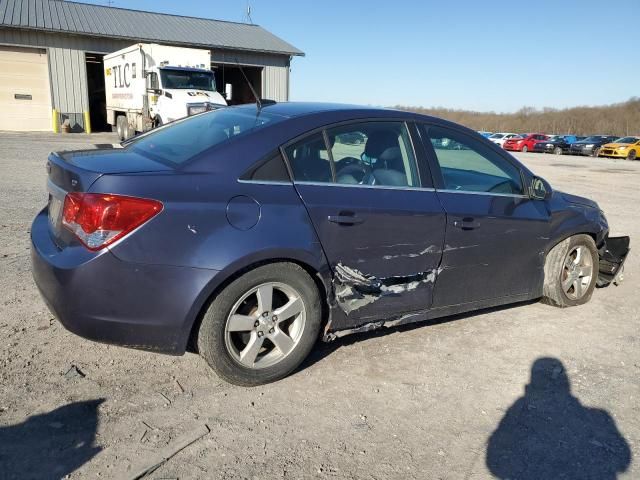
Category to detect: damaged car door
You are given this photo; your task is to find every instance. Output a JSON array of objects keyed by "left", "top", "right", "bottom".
[
  {"left": 420, "top": 124, "right": 551, "bottom": 308},
  {"left": 283, "top": 121, "right": 446, "bottom": 323}
]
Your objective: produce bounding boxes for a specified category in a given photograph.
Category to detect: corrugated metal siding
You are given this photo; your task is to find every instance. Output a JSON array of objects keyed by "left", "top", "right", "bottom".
[
  {"left": 262, "top": 65, "right": 289, "bottom": 102},
  {"left": 1, "top": 0, "right": 303, "bottom": 56}
]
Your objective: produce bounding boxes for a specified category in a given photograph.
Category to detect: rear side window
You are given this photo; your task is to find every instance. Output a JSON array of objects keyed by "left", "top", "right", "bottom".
[
  {"left": 328, "top": 122, "right": 419, "bottom": 187},
  {"left": 242, "top": 153, "right": 290, "bottom": 182},
  {"left": 285, "top": 133, "right": 333, "bottom": 183},
  {"left": 426, "top": 126, "right": 524, "bottom": 195},
  {"left": 128, "top": 108, "right": 284, "bottom": 165}
]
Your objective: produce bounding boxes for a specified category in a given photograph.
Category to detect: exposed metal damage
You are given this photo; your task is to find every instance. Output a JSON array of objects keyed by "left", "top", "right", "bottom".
[
  {"left": 597, "top": 236, "right": 630, "bottom": 287},
  {"left": 332, "top": 263, "right": 441, "bottom": 315}
]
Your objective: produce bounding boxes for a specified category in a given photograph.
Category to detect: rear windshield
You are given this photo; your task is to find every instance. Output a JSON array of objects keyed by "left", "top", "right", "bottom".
[{"left": 128, "top": 108, "right": 285, "bottom": 165}]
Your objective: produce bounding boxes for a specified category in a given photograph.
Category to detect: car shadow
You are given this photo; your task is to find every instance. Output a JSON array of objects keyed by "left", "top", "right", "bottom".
[
  {"left": 299, "top": 299, "right": 539, "bottom": 372},
  {"left": 486, "top": 357, "right": 631, "bottom": 479},
  {"left": 0, "top": 399, "right": 104, "bottom": 479}
]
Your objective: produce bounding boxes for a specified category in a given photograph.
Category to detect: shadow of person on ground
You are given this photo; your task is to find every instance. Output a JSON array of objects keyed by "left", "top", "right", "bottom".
[
  {"left": 486, "top": 357, "right": 631, "bottom": 479},
  {"left": 0, "top": 399, "right": 104, "bottom": 480}
]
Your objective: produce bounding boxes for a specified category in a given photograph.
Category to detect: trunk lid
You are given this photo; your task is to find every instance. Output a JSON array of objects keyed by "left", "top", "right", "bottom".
[{"left": 46, "top": 148, "right": 173, "bottom": 248}]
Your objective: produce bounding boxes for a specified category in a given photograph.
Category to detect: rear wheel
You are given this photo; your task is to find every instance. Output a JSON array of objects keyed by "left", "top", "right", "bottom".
[
  {"left": 554, "top": 146, "right": 563, "bottom": 155},
  {"left": 628, "top": 149, "right": 637, "bottom": 160},
  {"left": 592, "top": 147, "right": 601, "bottom": 157},
  {"left": 542, "top": 235, "right": 598, "bottom": 307},
  {"left": 197, "top": 263, "right": 322, "bottom": 386}
]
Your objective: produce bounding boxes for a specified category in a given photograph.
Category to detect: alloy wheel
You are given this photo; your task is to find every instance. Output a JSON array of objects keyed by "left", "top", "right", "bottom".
[
  {"left": 561, "top": 245, "right": 594, "bottom": 300},
  {"left": 224, "top": 282, "right": 306, "bottom": 369},
  {"left": 628, "top": 150, "right": 637, "bottom": 161}
]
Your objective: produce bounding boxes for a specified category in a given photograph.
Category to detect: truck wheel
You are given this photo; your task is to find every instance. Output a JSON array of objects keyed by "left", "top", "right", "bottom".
[
  {"left": 542, "top": 235, "right": 598, "bottom": 307},
  {"left": 628, "top": 150, "right": 637, "bottom": 161},
  {"left": 154, "top": 116, "right": 163, "bottom": 128},
  {"left": 197, "top": 263, "right": 322, "bottom": 386},
  {"left": 116, "top": 115, "right": 126, "bottom": 141},
  {"left": 554, "top": 147, "right": 563, "bottom": 155}
]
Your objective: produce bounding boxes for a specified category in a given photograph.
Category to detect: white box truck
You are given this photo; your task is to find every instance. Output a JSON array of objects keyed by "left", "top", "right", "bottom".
[{"left": 104, "top": 43, "right": 227, "bottom": 140}]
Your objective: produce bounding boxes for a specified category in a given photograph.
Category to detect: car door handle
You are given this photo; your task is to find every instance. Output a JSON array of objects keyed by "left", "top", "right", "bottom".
[
  {"left": 453, "top": 217, "right": 481, "bottom": 230},
  {"left": 328, "top": 213, "right": 364, "bottom": 225}
]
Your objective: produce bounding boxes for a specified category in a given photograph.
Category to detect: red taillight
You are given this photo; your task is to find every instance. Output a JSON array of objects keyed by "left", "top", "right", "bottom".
[{"left": 62, "top": 193, "right": 163, "bottom": 251}]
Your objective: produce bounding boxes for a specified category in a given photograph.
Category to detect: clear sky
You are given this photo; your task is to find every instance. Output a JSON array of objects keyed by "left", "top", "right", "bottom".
[{"left": 79, "top": 0, "right": 639, "bottom": 112}]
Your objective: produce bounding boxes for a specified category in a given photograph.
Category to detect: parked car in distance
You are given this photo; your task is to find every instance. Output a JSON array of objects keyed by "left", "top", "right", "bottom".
[
  {"left": 598, "top": 136, "right": 640, "bottom": 160},
  {"left": 504, "top": 133, "right": 549, "bottom": 152},
  {"left": 31, "top": 102, "right": 630, "bottom": 386},
  {"left": 560, "top": 135, "right": 586, "bottom": 144},
  {"left": 488, "top": 132, "right": 521, "bottom": 148},
  {"left": 569, "top": 136, "right": 619, "bottom": 157},
  {"left": 533, "top": 136, "right": 572, "bottom": 155},
  {"left": 478, "top": 131, "right": 493, "bottom": 138}
]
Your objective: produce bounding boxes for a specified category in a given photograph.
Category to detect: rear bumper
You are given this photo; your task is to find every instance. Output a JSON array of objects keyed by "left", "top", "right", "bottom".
[
  {"left": 30, "top": 209, "right": 218, "bottom": 355},
  {"left": 597, "top": 236, "right": 630, "bottom": 287}
]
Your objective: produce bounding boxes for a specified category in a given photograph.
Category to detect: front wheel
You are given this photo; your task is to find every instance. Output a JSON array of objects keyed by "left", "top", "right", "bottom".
[
  {"left": 522, "top": 145, "right": 529, "bottom": 152},
  {"left": 542, "top": 235, "right": 598, "bottom": 307},
  {"left": 197, "top": 263, "right": 322, "bottom": 386},
  {"left": 628, "top": 149, "right": 637, "bottom": 161},
  {"left": 592, "top": 147, "right": 601, "bottom": 157},
  {"left": 554, "top": 147, "right": 563, "bottom": 155}
]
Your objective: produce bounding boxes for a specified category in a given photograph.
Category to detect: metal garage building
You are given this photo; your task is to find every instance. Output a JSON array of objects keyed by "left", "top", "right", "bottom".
[{"left": 0, "top": 0, "right": 303, "bottom": 132}]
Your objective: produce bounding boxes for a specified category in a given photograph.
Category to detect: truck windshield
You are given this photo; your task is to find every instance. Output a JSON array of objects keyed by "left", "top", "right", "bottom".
[
  {"left": 127, "top": 107, "right": 285, "bottom": 166},
  {"left": 160, "top": 68, "right": 216, "bottom": 91}
]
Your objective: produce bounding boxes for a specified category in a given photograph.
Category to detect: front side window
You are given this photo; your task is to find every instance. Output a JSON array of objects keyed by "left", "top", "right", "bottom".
[
  {"left": 327, "top": 122, "right": 419, "bottom": 187},
  {"left": 426, "top": 126, "right": 524, "bottom": 195}
]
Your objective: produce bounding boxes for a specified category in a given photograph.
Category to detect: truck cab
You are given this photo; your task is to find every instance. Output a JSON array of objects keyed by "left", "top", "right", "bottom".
[{"left": 147, "top": 66, "right": 226, "bottom": 127}]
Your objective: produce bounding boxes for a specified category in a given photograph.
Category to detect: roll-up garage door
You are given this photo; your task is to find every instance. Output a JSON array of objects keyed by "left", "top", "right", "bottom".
[{"left": 0, "top": 46, "right": 52, "bottom": 131}]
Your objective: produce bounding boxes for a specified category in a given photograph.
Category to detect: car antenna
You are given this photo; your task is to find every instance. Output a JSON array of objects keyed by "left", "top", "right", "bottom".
[{"left": 235, "top": 59, "right": 262, "bottom": 111}]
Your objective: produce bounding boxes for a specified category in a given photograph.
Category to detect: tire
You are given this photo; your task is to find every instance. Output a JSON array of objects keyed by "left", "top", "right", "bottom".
[
  {"left": 522, "top": 145, "right": 529, "bottom": 152},
  {"left": 554, "top": 147, "right": 563, "bottom": 155},
  {"left": 628, "top": 149, "right": 637, "bottom": 161},
  {"left": 592, "top": 147, "right": 601, "bottom": 157},
  {"left": 116, "top": 115, "right": 126, "bottom": 141},
  {"left": 197, "top": 263, "right": 322, "bottom": 386},
  {"left": 154, "top": 116, "right": 163, "bottom": 128},
  {"left": 542, "top": 234, "right": 598, "bottom": 307}
]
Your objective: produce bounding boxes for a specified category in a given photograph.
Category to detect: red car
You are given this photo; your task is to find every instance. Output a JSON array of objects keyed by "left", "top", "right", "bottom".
[{"left": 503, "top": 133, "right": 549, "bottom": 152}]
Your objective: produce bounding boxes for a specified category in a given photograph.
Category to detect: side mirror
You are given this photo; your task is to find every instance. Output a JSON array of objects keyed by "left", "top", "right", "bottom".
[{"left": 530, "top": 176, "right": 550, "bottom": 200}]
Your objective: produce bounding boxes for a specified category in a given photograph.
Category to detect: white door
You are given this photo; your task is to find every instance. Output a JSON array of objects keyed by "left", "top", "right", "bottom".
[{"left": 0, "top": 46, "right": 52, "bottom": 131}]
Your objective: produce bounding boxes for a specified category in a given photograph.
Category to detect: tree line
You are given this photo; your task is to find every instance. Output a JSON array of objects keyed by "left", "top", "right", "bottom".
[{"left": 396, "top": 97, "right": 640, "bottom": 136}]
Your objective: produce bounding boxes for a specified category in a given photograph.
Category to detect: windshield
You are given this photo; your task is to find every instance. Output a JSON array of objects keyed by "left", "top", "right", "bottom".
[
  {"left": 128, "top": 108, "right": 284, "bottom": 165},
  {"left": 160, "top": 68, "right": 216, "bottom": 91},
  {"left": 582, "top": 136, "right": 605, "bottom": 142},
  {"left": 489, "top": 134, "right": 504, "bottom": 139},
  {"left": 614, "top": 137, "right": 638, "bottom": 144}
]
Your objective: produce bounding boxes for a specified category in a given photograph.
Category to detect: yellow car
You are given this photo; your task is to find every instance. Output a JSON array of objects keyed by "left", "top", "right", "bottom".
[{"left": 598, "top": 136, "right": 640, "bottom": 160}]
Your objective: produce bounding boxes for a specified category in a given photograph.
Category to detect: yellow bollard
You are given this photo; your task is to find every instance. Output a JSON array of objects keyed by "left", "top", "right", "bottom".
[
  {"left": 52, "top": 109, "right": 59, "bottom": 133},
  {"left": 83, "top": 111, "right": 92, "bottom": 134}
]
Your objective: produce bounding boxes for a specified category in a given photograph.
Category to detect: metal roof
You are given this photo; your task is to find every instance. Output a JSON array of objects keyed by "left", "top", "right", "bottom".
[{"left": 0, "top": 0, "right": 304, "bottom": 56}]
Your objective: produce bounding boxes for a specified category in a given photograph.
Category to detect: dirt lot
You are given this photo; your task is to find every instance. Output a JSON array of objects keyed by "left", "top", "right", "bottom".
[{"left": 1, "top": 132, "right": 638, "bottom": 479}]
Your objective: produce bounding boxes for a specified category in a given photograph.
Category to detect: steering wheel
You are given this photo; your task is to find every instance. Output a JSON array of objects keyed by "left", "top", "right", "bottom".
[{"left": 335, "top": 161, "right": 373, "bottom": 184}]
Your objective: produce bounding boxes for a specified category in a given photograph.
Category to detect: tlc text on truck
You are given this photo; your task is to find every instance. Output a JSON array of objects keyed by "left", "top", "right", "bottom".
[{"left": 104, "top": 43, "right": 227, "bottom": 140}]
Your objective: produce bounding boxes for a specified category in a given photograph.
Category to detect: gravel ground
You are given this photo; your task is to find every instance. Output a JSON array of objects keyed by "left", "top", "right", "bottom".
[{"left": 0, "top": 132, "right": 638, "bottom": 479}]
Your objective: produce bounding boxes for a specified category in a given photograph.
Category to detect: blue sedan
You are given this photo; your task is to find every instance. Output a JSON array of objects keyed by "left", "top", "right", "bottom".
[{"left": 31, "top": 103, "right": 629, "bottom": 385}]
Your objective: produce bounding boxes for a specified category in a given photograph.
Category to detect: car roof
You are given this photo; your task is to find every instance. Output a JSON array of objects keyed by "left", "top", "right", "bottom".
[{"left": 233, "top": 101, "right": 381, "bottom": 118}]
